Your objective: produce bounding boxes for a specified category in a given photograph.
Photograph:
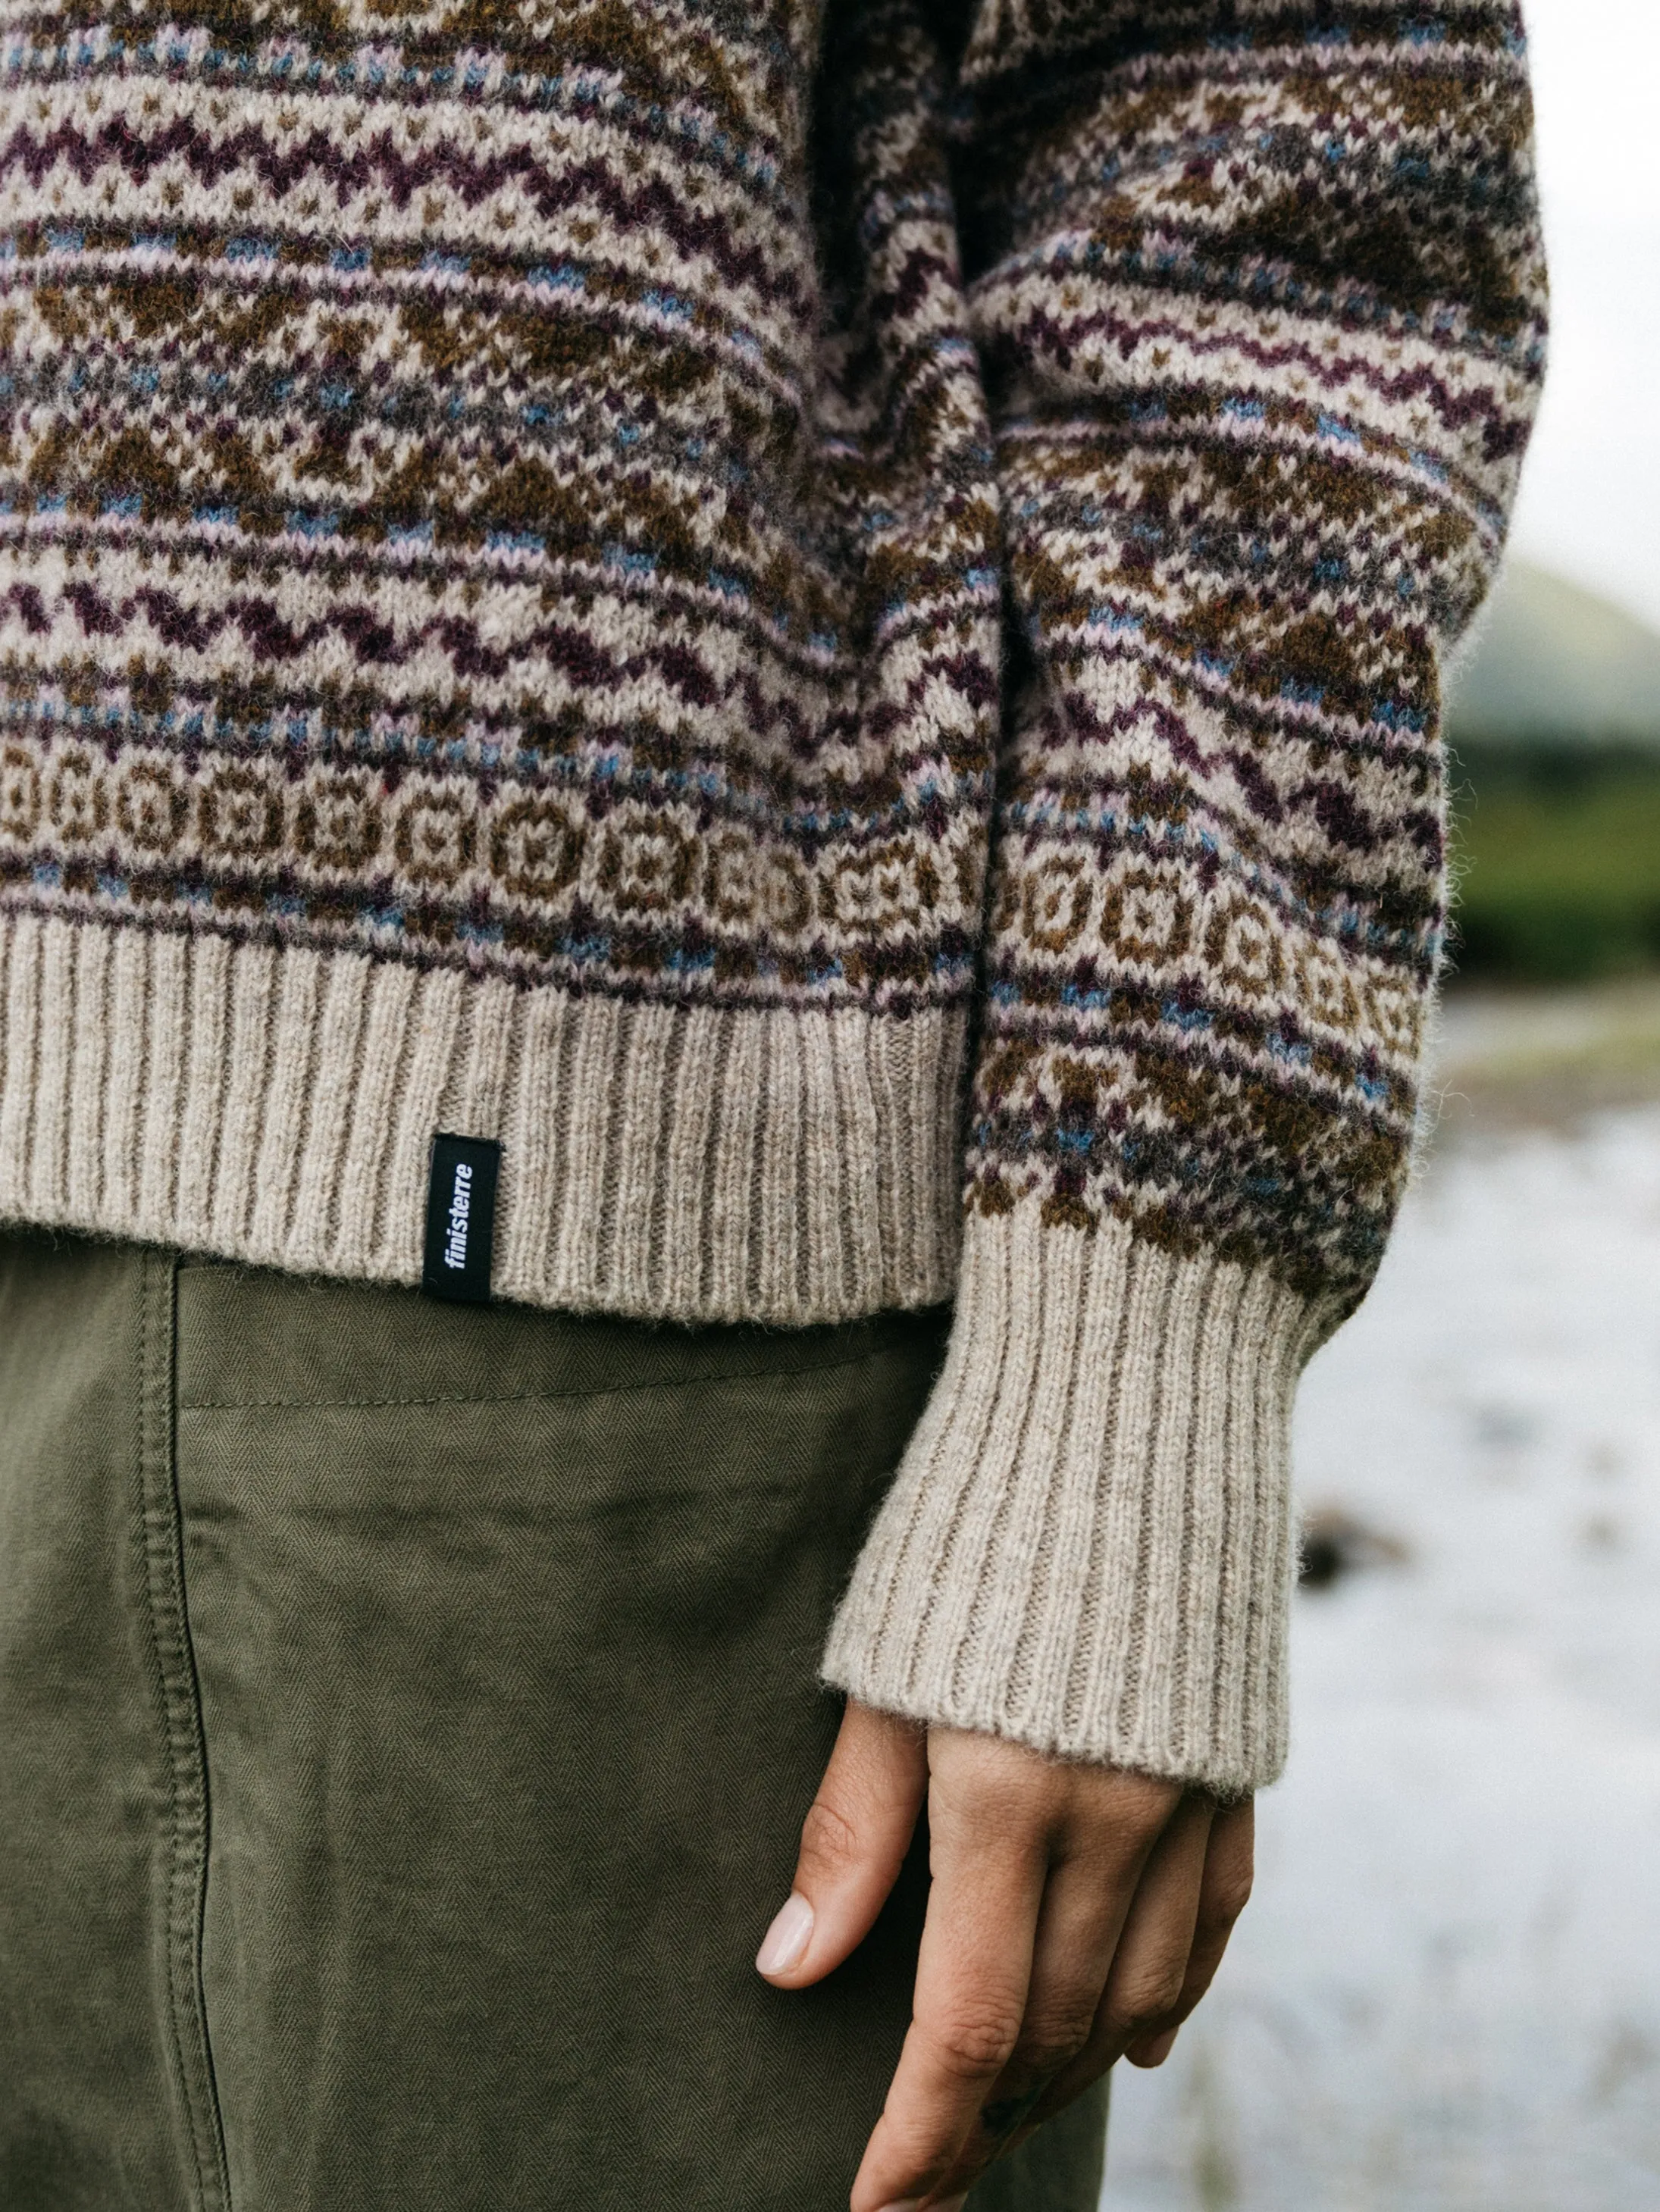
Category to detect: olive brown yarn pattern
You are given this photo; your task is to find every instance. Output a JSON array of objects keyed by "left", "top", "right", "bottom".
[{"left": 0, "top": 0, "right": 1545, "bottom": 1790}]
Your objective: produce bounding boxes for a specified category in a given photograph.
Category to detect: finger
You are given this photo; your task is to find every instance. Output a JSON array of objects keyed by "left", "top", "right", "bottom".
[
  {"left": 1022, "top": 1791, "right": 1216, "bottom": 2126},
  {"left": 848, "top": 1760, "right": 1050, "bottom": 2212},
  {"left": 968, "top": 1769, "right": 1182, "bottom": 2157},
  {"left": 1124, "top": 1794, "right": 1253, "bottom": 2067},
  {"left": 860, "top": 1759, "right": 1181, "bottom": 2208},
  {"left": 1129, "top": 2026, "right": 1180, "bottom": 2068},
  {"left": 756, "top": 1700, "right": 928, "bottom": 1989}
]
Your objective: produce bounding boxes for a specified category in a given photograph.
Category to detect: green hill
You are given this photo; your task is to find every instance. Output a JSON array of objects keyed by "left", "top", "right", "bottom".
[
  {"left": 1447, "top": 562, "right": 1660, "bottom": 749},
  {"left": 1442, "top": 565, "right": 1660, "bottom": 983}
]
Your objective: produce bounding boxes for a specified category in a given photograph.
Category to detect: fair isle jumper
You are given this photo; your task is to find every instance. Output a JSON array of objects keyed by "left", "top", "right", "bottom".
[{"left": 0, "top": 0, "right": 1544, "bottom": 1793}]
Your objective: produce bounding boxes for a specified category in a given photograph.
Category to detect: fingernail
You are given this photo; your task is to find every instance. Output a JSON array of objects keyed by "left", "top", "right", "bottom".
[{"left": 755, "top": 1891, "right": 814, "bottom": 1976}]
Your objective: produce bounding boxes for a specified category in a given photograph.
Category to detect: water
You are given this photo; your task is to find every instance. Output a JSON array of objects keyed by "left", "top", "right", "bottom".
[{"left": 1103, "top": 1099, "right": 1660, "bottom": 2211}]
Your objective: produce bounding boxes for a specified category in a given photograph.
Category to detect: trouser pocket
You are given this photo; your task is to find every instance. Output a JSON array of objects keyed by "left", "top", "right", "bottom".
[{"left": 171, "top": 1262, "right": 951, "bottom": 2212}]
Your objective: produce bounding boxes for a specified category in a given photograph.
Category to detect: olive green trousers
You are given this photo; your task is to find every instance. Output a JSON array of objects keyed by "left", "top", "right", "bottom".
[{"left": 0, "top": 1227, "right": 1107, "bottom": 2211}]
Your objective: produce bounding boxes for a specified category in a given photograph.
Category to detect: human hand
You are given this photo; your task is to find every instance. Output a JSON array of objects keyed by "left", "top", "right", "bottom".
[{"left": 756, "top": 1700, "right": 1253, "bottom": 2210}]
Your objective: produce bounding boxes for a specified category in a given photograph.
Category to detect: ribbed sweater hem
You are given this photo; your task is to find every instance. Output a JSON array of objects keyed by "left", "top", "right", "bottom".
[
  {"left": 822, "top": 1207, "right": 1336, "bottom": 1797},
  {"left": 0, "top": 912, "right": 966, "bottom": 1323}
]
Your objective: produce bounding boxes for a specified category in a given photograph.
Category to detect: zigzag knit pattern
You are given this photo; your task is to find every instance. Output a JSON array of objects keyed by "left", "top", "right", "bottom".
[{"left": 0, "top": 0, "right": 1545, "bottom": 1789}]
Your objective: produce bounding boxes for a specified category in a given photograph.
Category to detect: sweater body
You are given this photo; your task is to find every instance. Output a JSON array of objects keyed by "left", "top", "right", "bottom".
[
  {"left": 0, "top": 0, "right": 993, "bottom": 1318},
  {"left": 0, "top": 0, "right": 1546, "bottom": 1791}
]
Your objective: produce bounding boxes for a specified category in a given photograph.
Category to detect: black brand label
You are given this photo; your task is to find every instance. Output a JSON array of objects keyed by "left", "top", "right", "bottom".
[{"left": 422, "top": 1134, "right": 501, "bottom": 1304}]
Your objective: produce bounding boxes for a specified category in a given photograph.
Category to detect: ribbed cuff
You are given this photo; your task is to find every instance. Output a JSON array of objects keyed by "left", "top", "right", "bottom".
[{"left": 822, "top": 1206, "right": 1334, "bottom": 1797}]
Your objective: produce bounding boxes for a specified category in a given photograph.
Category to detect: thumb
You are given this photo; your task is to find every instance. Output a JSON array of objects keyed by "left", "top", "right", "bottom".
[{"left": 756, "top": 1699, "right": 928, "bottom": 1989}]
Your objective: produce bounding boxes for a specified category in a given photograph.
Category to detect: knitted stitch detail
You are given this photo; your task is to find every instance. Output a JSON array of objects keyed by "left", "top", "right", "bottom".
[
  {"left": 0, "top": 910, "right": 966, "bottom": 1316},
  {"left": 0, "top": 0, "right": 1546, "bottom": 1783},
  {"left": 823, "top": 1206, "right": 1331, "bottom": 1795}
]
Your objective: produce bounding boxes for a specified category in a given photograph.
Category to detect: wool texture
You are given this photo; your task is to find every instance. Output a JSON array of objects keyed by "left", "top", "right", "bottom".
[{"left": 0, "top": 0, "right": 1545, "bottom": 1789}]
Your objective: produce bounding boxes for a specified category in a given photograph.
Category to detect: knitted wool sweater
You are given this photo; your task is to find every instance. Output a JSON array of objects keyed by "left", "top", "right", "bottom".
[{"left": 0, "top": 0, "right": 1544, "bottom": 1793}]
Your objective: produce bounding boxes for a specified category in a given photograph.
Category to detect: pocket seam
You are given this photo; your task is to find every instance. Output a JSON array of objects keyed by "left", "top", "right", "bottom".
[{"left": 137, "top": 1249, "right": 233, "bottom": 2212}]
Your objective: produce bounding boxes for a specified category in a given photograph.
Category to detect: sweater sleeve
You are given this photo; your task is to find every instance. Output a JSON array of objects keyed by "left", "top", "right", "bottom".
[{"left": 822, "top": 0, "right": 1547, "bottom": 1794}]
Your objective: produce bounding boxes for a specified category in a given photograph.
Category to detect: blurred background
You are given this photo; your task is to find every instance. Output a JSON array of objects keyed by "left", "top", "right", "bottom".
[{"left": 1103, "top": 2, "right": 1660, "bottom": 2204}]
